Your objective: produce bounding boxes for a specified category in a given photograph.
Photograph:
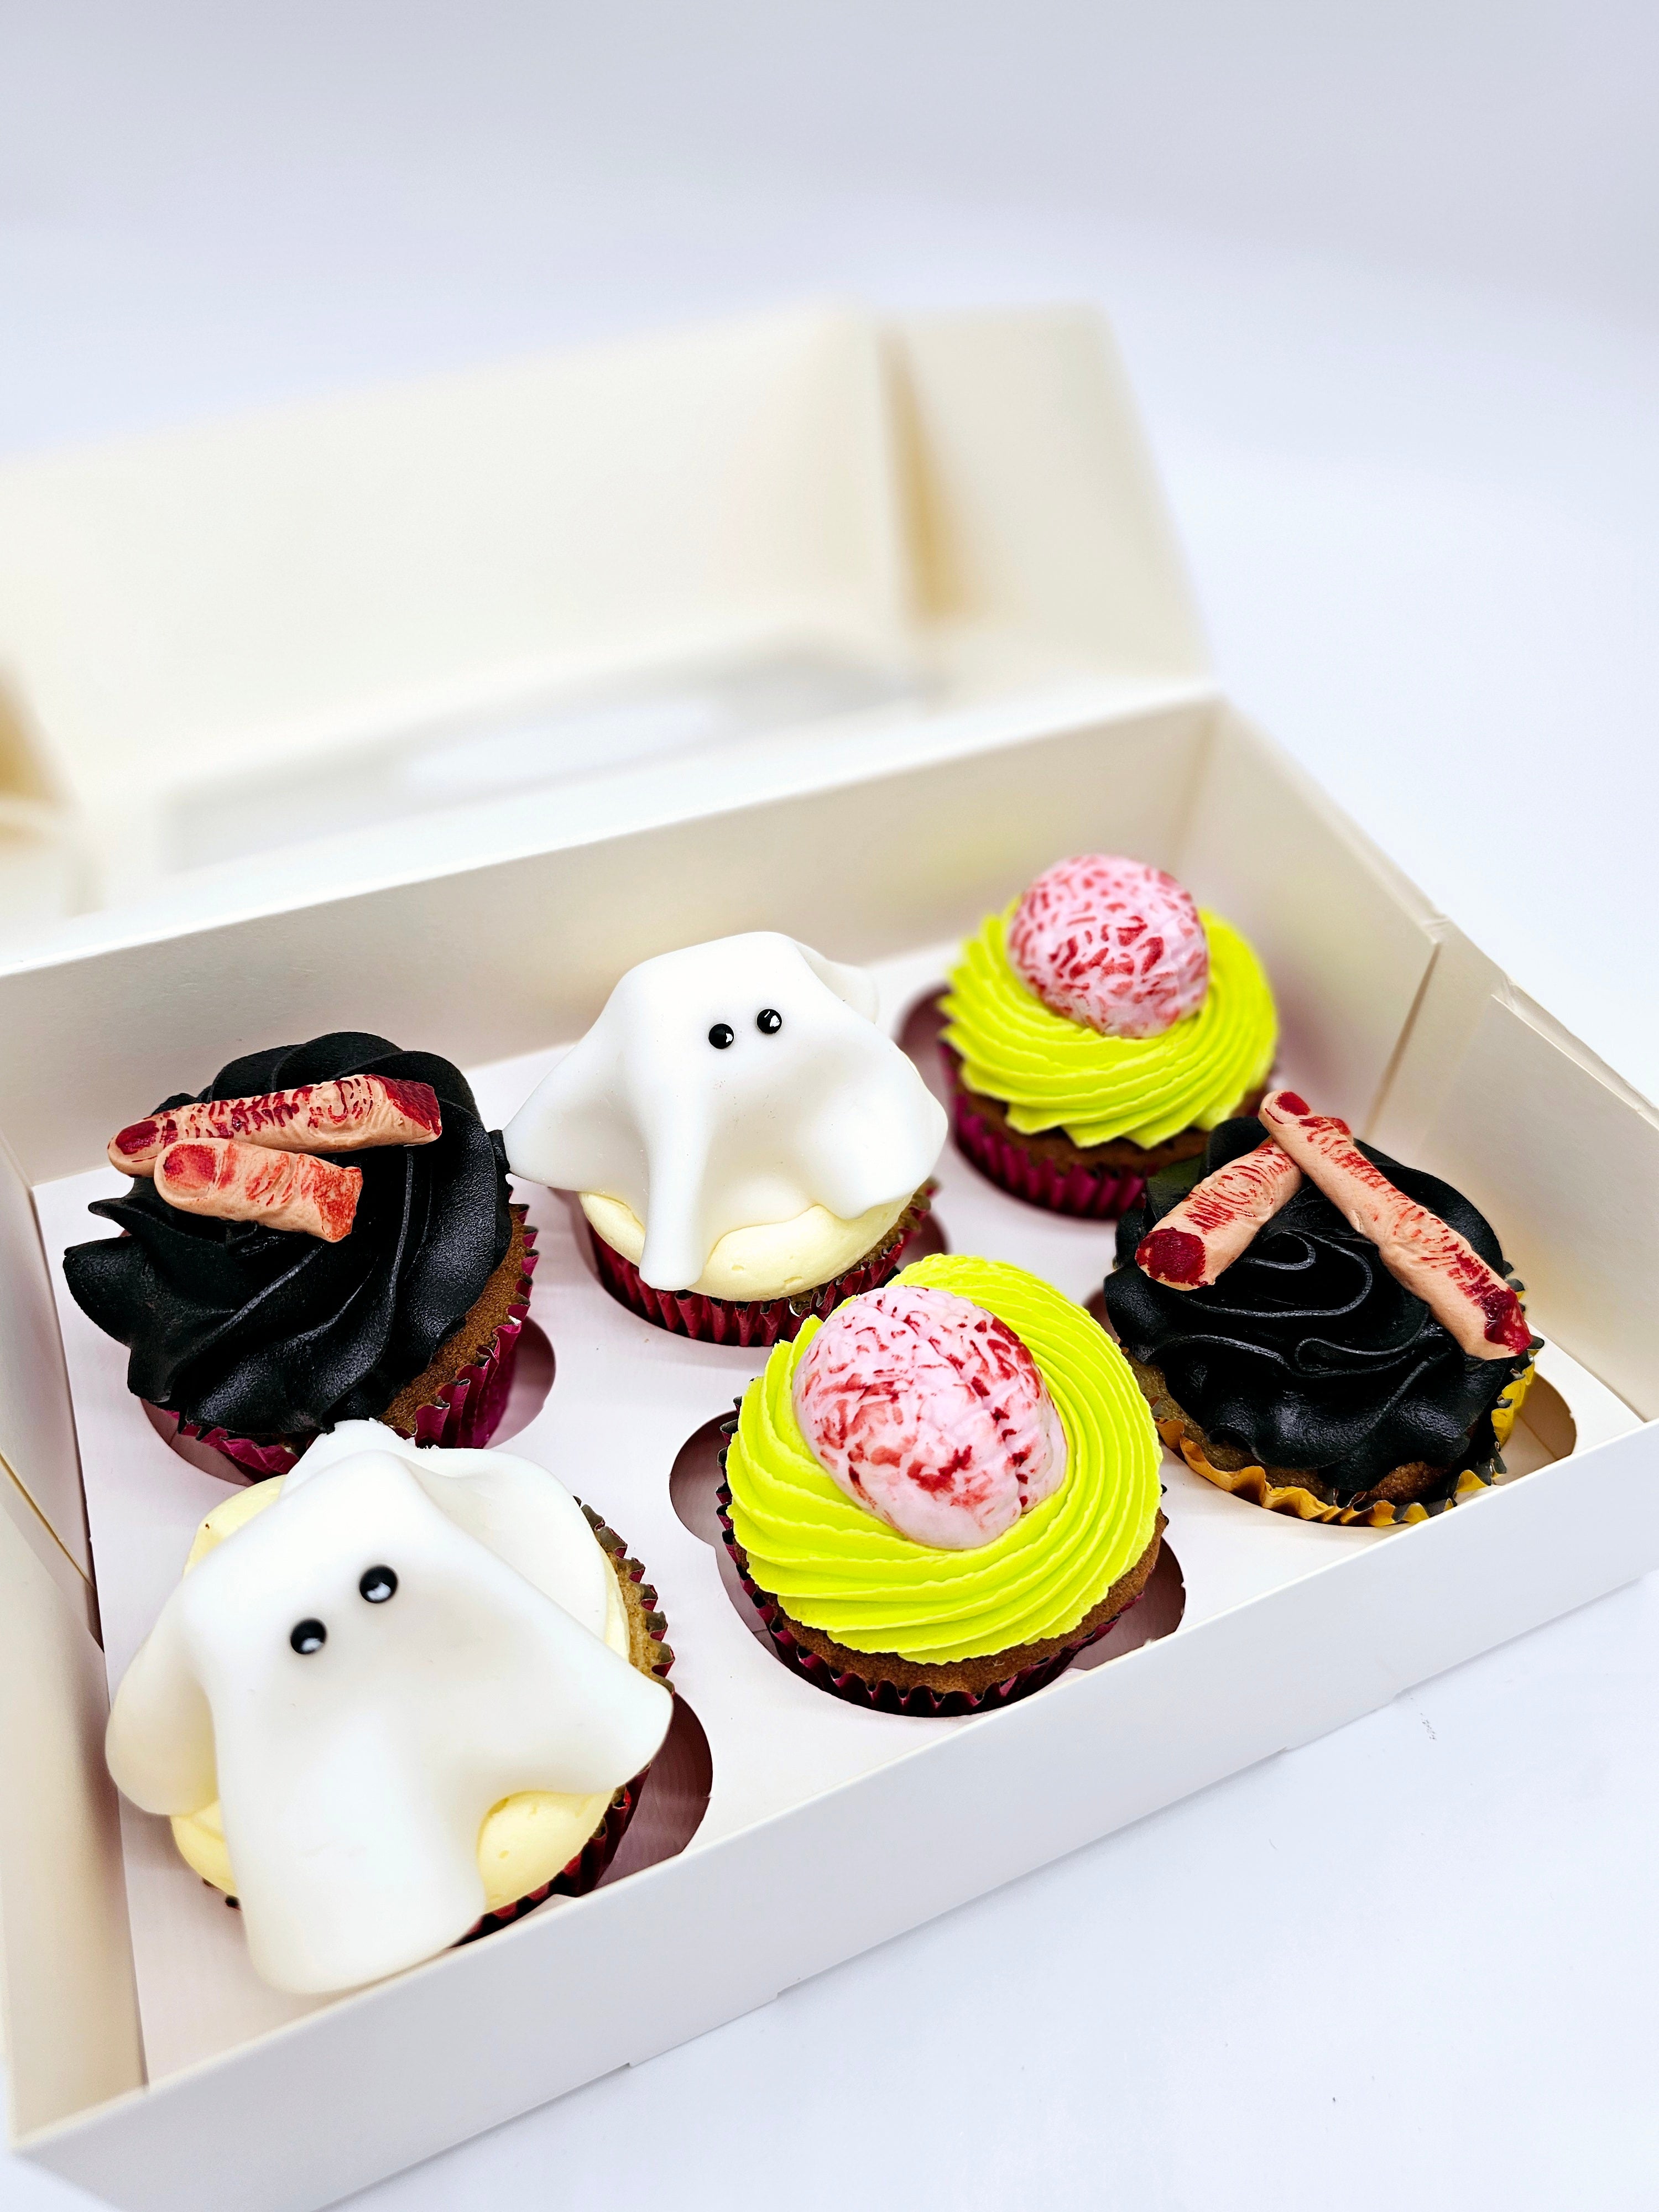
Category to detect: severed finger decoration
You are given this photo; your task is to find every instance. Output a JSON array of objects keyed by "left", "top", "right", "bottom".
[
  {"left": 154, "top": 1138, "right": 362, "bottom": 1243},
  {"left": 1257, "top": 1091, "right": 1531, "bottom": 1359},
  {"left": 109, "top": 1074, "right": 440, "bottom": 1176},
  {"left": 1136, "top": 1139, "right": 1303, "bottom": 1288}
]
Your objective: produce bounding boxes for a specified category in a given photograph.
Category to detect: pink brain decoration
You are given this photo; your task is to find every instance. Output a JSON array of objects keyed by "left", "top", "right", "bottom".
[
  {"left": 1006, "top": 854, "right": 1209, "bottom": 1040},
  {"left": 791, "top": 1284, "right": 1066, "bottom": 1551}
]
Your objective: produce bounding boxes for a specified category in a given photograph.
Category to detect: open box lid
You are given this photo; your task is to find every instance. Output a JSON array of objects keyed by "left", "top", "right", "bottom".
[{"left": 0, "top": 304, "right": 1209, "bottom": 915}]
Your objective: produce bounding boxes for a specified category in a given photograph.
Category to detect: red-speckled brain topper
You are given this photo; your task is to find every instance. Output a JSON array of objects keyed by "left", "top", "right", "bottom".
[
  {"left": 1006, "top": 855, "right": 1209, "bottom": 1040},
  {"left": 791, "top": 1284, "right": 1067, "bottom": 1550}
]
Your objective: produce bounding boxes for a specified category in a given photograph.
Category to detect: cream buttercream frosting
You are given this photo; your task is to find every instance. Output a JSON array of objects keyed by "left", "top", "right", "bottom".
[
  {"left": 942, "top": 904, "right": 1276, "bottom": 1149},
  {"left": 505, "top": 932, "right": 945, "bottom": 1295},
  {"left": 724, "top": 1254, "right": 1161, "bottom": 1662},
  {"left": 580, "top": 1190, "right": 911, "bottom": 1303}
]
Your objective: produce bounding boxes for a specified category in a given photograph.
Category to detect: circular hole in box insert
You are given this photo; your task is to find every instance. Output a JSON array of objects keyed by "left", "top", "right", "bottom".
[
  {"left": 671, "top": 1411, "right": 740, "bottom": 1547},
  {"left": 899, "top": 1207, "right": 949, "bottom": 1265},
  {"left": 597, "top": 1691, "right": 713, "bottom": 1885},
  {"left": 896, "top": 987, "right": 952, "bottom": 1111},
  {"left": 1070, "top": 1540, "right": 1186, "bottom": 1670},
  {"left": 491, "top": 1319, "right": 556, "bottom": 1443},
  {"left": 666, "top": 1412, "right": 774, "bottom": 1646},
  {"left": 1498, "top": 1373, "right": 1576, "bottom": 1481},
  {"left": 144, "top": 1319, "right": 558, "bottom": 1475},
  {"left": 558, "top": 1190, "right": 605, "bottom": 1285},
  {"left": 146, "top": 1398, "right": 280, "bottom": 1486},
  {"left": 144, "top": 1399, "right": 259, "bottom": 1484}
]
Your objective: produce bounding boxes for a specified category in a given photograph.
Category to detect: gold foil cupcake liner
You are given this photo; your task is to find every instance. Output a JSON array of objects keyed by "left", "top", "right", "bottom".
[{"left": 1140, "top": 1361, "right": 1536, "bottom": 1529}]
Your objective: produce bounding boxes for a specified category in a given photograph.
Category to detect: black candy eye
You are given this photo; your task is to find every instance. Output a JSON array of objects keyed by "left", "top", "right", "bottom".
[
  {"left": 290, "top": 1619, "right": 327, "bottom": 1655},
  {"left": 359, "top": 1566, "right": 398, "bottom": 1604},
  {"left": 707, "top": 1022, "right": 734, "bottom": 1049},
  {"left": 756, "top": 1008, "right": 782, "bottom": 1035}
]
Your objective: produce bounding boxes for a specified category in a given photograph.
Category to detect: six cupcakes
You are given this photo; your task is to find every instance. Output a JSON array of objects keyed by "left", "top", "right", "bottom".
[{"left": 70, "top": 860, "right": 1561, "bottom": 1986}]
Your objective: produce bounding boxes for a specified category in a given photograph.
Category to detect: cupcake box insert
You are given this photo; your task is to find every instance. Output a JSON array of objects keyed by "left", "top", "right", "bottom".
[{"left": 0, "top": 311, "right": 1655, "bottom": 2212}]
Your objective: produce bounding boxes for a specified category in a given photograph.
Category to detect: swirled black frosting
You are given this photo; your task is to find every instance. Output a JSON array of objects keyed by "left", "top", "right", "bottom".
[
  {"left": 1103, "top": 1115, "right": 1532, "bottom": 1500},
  {"left": 64, "top": 1034, "right": 511, "bottom": 1443}
]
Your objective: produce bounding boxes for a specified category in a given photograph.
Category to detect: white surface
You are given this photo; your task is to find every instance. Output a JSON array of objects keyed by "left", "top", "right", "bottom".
[{"left": 2, "top": 5, "right": 1657, "bottom": 2208}]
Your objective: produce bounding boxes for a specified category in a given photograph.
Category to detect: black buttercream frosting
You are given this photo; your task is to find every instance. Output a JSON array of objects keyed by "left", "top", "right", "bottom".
[
  {"left": 1103, "top": 1116, "right": 1532, "bottom": 1499},
  {"left": 63, "top": 1033, "right": 511, "bottom": 1443}
]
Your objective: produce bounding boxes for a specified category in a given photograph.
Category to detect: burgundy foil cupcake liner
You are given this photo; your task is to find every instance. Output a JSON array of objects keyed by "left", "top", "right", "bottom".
[
  {"left": 165, "top": 1422, "right": 301, "bottom": 1480},
  {"left": 164, "top": 1224, "right": 540, "bottom": 1480},
  {"left": 943, "top": 1048, "right": 1145, "bottom": 1220},
  {"left": 588, "top": 1192, "right": 931, "bottom": 1349},
  {"left": 716, "top": 1480, "right": 1132, "bottom": 1718},
  {"left": 462, "top": 1501, "right": 671, "bottom": 1939},
  {"left": 458, "top": 1772, "right": 643, "bottom": 1939}
]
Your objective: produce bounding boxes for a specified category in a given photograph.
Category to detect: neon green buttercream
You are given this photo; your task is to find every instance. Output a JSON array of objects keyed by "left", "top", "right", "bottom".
[
  {"left": 723, "top": 1254, "right": 1162, "bottom": 1663},
  {"left": 940, "top": 906, "right": 1277, "bottom": 1148}
]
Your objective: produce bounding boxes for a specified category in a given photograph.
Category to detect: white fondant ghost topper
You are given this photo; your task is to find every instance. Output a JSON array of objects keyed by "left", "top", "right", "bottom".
[
  {"left": 106, "top": 1422, "right": 672, "bottom": 1995},
  {"left": 504, "top": 932, "right": 947, "bottom": 1293}
]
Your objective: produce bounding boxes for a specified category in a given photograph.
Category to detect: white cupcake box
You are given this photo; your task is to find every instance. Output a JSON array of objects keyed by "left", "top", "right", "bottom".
[{"left": 0, "top": 308, "right": 1653, "bottom": 2212}]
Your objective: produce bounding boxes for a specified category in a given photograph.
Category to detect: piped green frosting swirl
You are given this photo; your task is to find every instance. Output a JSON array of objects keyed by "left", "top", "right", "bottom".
[
  {"left": 723, "top": 1254, "right": 1162, "bottom": 1663},
  {"left": 941, "top": 906, "right": 1277, "bottom": 1147}
]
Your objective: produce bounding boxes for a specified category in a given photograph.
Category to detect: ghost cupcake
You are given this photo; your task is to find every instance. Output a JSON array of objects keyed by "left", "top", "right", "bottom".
[
  {"left": 941, "top": 855, "right": 1277, "bottom": 1218},
  {"left": 63, "top": 1032, "right": 535, "bottom": 1477},
  {"left": 506, "top": 932, "right": 946, "bottom": 1347},
  {"left": 719, "top": 1254, "right": 1164, "bottom": 1715},
  {"left": 1102, "top": 1091, "right": 1538, "bottom": 1526},
  {"left": 105, "top": 1423, "right": 674, "bottom": 1994}
]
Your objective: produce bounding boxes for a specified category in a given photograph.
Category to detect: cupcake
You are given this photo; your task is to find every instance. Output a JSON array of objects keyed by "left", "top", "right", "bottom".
[
  {"left": 941, "top": 855, "right": 1277, "bottom": 1218},
  {"left": 105, "top": 1422, "right": 674, "bottom": 1994},
  {"left": 719, "top": 1253, "right": 1164, "bottom": 1715},
  {"left": 506, "top": 932, "right": 945, "bottom": 1347},
  {"left": 64, "top": 1032, "right": 536, "bottom": 1476},
  {"left": 1102, "top": 1089, "right": 1539, "bottom": 1526}
]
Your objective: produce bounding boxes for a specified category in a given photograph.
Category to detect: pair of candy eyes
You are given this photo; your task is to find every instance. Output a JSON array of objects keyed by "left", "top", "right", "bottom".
[
  {"left": 289, "top": 1564, "right": 397, "bottom": 1655},
  {"left": 708, "top": 1008, "right": 782, "bottom": 1050}
]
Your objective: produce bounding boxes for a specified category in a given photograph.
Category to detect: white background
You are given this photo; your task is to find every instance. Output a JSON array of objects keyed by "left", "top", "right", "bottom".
[{"left": 2, "top": 6, "right": 1657, "bottom": 2206}]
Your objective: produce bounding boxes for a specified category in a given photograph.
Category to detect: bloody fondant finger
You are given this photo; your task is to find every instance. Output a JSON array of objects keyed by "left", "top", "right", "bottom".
[
  {"left": 110, "top": 1074, "right": 440, "bottom": 1175},
  {"left": 1259, "top": 1091, "right": 1531, "bottom": 1359},
  {"left": 154, "top": 1139, "right": 362, "bottom": 1242},
  {"left": 1136, "top": 1140, "right": 1302, "bottom": 1288}
]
